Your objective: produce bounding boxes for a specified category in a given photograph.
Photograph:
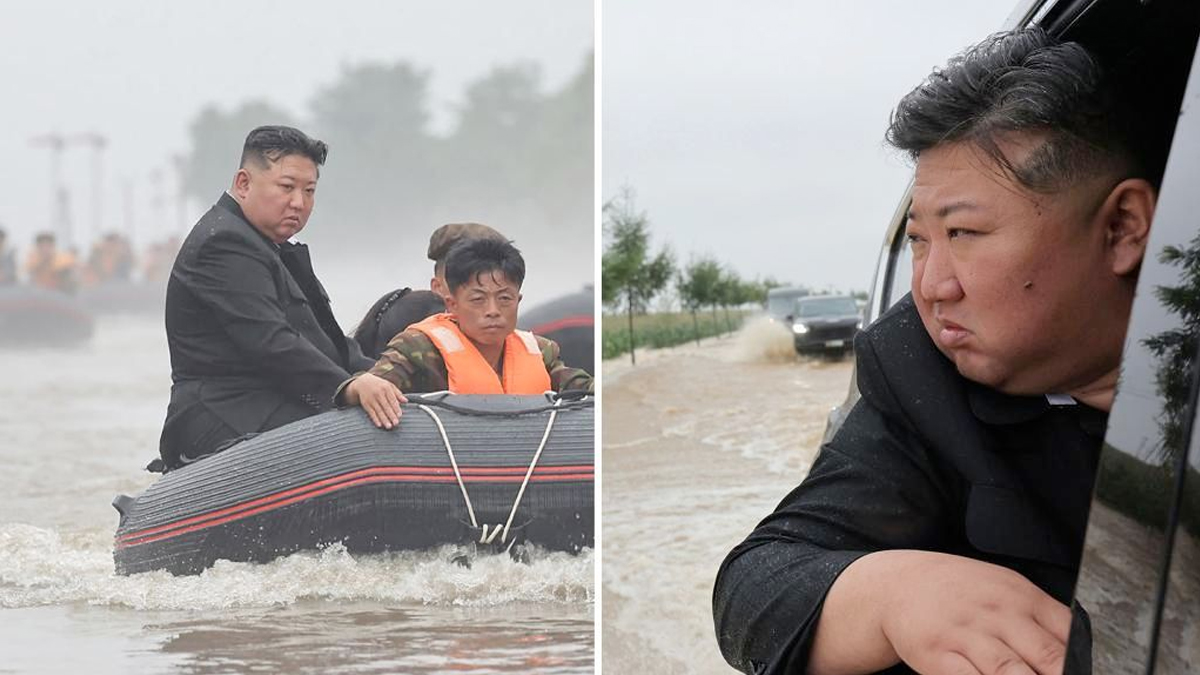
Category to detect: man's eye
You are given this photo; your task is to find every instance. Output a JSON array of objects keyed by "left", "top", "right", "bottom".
[
  {"left": 948, "top": 228, "right": 975, "bottom": 239},
  {"left": 904, "top": 232, "right": 925, "bottom": 245}
]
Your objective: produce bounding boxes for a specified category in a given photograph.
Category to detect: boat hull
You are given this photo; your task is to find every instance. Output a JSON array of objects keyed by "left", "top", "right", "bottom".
[{"left": 113, "top": 395, "right": 594, "bottom": 575}]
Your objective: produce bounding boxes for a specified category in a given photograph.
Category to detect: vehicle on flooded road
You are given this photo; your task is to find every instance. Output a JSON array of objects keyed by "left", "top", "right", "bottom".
[
  {"left": 790, "top": 294, "right": 861, "bottom": 356},
  {"left": 765, "top": 286, "right": 807, "bottom": 325},
  {"left": 820, "top": 0, "right": 1200, "bottom": 672}
]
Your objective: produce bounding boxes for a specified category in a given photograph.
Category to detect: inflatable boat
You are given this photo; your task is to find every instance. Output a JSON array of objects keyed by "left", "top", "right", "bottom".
[
  {"left": 519, "top": 286, "right": 594, "bottom": 376},
  {"left": 113, "top": 392, "right": 594, "bottom": 576},
  {"left": 0, "top": 286, "right": 94, "bottom": 347}
]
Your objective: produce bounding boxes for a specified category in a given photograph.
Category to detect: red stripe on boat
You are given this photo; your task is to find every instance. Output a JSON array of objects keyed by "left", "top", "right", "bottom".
[
  {"left": 115, "top": 464, "right": 593, "bottom": 548},
  {"left": 529, "top": 315, "right": 593, "bottom": 334}
]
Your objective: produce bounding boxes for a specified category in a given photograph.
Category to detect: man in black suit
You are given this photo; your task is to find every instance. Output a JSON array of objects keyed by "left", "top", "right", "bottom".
[
  {"left": 158, "top": 125, "right": 373, "bottom": 471},
  {"left": 715, "top": 28, "right": 1174, "bottom": 675}
]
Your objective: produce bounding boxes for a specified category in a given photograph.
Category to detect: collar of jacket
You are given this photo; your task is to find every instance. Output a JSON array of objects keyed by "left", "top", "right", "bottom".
[
  {"left": 966, "top": 384, "right": 1050, "bottom": 425},
  {"left": 966, "top": 380, "right": 1108, "bottom": 439}
]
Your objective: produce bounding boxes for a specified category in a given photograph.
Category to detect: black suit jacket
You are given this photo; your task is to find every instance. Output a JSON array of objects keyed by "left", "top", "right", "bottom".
[
  {"left": 714, "top": 295, "right": 1104, "bottom": 675},
  {"left": 159, "top": 193, "right": 372, "bottom": 469}
]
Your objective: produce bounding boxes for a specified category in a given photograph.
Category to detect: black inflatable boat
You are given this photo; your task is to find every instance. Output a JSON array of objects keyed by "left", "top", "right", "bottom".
[{"left": 113, "top": 393, "right": 594, "bottom": 575}]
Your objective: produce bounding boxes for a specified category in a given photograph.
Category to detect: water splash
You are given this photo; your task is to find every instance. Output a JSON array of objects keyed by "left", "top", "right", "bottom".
[
  {"left": 732, "top": 316, "right": 797, "bottom": 364},
  {"left": 0, "top": 523, "right": 593, "bottom": 610}
]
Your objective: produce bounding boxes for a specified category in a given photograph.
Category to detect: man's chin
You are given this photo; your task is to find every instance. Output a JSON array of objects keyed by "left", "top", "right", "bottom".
[{"left": 949, "top": 352, "right": 1006, "bottom": 389}]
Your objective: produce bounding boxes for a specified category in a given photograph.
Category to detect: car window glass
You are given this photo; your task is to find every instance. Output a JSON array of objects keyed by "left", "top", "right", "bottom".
[
  {"left": 886, "top": 226, "right": 913, "bottom": 312},
  {"left": 796, "top": 297, "right": 857, "bottom": 318},
  {"left": 1150, "top": 51, "right": 1200, "bottom": 675},
  {"left": 1154, "top": 401, "right": 1200, "bottom": 673},
  {"left": 1069, "top": 42, "right": 1200, "bottom": 675}
]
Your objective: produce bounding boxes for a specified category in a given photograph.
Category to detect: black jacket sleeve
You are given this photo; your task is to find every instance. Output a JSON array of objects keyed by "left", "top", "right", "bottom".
[
  {"left": 713, "top": 333, "right": 955, "bottom": 675},
  {"left": 186, "top": 229, "right": 351, "bottom": 402}
]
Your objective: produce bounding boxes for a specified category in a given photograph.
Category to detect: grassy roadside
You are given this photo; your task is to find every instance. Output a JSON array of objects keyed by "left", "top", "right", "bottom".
[{"left": 601, "top": 309, "right": 752, "bottom": 360}]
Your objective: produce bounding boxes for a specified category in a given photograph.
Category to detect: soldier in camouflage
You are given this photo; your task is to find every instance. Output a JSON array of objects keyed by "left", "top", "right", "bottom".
[{"left": 340, "top": 237, "right": 593, "bottom": 429}]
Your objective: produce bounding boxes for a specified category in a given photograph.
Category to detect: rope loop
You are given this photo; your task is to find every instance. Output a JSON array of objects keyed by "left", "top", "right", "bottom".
[{"left": 416, "top": 396, "right": 565, "bottom": 547}]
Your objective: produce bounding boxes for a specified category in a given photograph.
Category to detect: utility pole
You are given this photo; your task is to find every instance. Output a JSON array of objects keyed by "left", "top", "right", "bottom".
[
  {"left": 29, "top": 133, "right": 72, "bottom": 249},
  {"left": 123, "top": 179, "right": 135, "bottom": 246},
  {"left": 70, "top": 132, "right": 108, "bottom": 251},
  {"left": 150, "top": 166, "right": 166, "bottom": 246},
  {"left": 171, "top": 153, "right": 188, "bottom": 233}
]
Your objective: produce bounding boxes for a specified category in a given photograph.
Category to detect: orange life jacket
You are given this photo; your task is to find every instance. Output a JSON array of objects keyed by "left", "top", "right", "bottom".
[{"left": 411, "top": 313, "right": 551, "bottom": 394}]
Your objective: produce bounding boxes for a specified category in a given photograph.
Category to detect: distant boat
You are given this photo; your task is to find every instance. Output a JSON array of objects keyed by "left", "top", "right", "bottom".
[
  {"left": 112, "top": 393, "right": 594, "bottom": 576},
  {"left": 520, "top": 286, "right": 594, "bottom": 375},
  {"left": 0, "top": 286, "right": 94, "bottom": 347}
]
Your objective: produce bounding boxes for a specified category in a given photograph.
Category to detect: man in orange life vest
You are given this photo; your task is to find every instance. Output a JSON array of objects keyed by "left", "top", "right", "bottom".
[{"left": 339, "top": 237, "right": 593, "bottom": 429}]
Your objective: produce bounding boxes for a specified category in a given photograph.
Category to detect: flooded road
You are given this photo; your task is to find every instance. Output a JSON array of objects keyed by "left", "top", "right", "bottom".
[
  {"left": 0, "top": 313, "right": 592, "bottom": 674},
  {"left": 601, "top": 319, "right": 853, "bottom": 673}
]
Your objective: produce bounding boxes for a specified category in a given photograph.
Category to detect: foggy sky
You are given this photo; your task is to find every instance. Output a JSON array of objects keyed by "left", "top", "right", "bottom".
[
  {"left": 603, "top": 1, "right": 1018, "bottom": 296},
  {"left": 1, "top": 1, "right": 592, "bottom": 314}
]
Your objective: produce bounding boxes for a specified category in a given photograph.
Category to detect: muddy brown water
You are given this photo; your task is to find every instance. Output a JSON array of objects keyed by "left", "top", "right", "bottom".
[
  {"left": 0, "top": 314, "right": 592, "bottom": 674},
  {"left": 601, "top": 318, "right": 854, "bottom": 673}
]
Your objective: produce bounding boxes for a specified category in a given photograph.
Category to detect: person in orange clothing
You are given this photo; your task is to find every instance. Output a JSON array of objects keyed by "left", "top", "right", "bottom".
[
  {"left": 340, "top": 237, "right": 593, "bottom": 429},
  {"left": 25, "top": 232, "right": 78, "bottom": 292}
]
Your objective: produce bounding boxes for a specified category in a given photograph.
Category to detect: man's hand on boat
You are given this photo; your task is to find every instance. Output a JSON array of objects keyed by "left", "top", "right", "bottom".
[{"left": 343, "top": 373, "right": 407, "bottom": 429}]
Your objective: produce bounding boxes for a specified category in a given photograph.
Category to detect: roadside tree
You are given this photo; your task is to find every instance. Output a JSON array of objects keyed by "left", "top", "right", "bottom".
[{"left": 602, "top": 188, "right": 673, "bottom": 364}]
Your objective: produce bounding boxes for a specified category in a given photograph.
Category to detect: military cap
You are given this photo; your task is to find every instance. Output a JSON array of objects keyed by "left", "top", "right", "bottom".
[{"left": 427, "top": 222, "right": 507, "bottom": 262}]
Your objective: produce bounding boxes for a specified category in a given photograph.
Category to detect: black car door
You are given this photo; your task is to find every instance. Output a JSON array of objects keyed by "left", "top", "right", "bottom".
[{"left": 1065, "top": 39, "right": 1200, "bottom": 675}]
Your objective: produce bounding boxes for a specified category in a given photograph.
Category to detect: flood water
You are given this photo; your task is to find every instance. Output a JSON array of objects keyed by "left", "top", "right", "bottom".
[
  {"left": 601, "top": 318, "right": 853, "bottom": 673},
  {"left": 0, "top": 311, "right": 593, "bottom": 674}
]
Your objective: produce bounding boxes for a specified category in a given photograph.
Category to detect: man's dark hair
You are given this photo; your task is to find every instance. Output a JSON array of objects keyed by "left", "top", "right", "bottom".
[
  {"left": 444, "top": 238, "right": 526, "bottom": 294},
  {"left": 240, "top": 125, "right": 328, "bottom": 172},
  {"left": 886, "top": 27, "right": 1154, "bottom": 192}
]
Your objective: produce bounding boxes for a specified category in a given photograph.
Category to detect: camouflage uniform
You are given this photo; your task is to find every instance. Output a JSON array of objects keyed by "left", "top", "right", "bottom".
[{"left": 368, "top": 327, "right": 593, "bottom": 394}]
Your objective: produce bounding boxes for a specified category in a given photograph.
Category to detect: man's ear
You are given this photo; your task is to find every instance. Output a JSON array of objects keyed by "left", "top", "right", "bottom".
[
  {"left": 431, "top": 276, "right": 447, "bottom": 298},
  {"left": 233, "top": 168, "right": 252, "bottom": 199},
  {"left": 443, "top": 291, "right": 458, "bottom": 314},
  {"left": 1101, "top": 177, "right": 1156, "bottom": 276}
]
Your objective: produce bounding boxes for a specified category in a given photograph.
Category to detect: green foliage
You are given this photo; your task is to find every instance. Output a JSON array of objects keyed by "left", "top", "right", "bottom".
[
  {"left": 1094, "top": 443, "right": 1200, "bottom": 537},
  {"left": 1143, "top": 233, "right": 1200, "bottom": 465},
  {"left": 601, "top": 311, "right": 748, "bottom": 359},
  {"left": 677, "top": 256, "right": 722, "bottom": 311},
  {"left": 601, "top": 189, "right": 674, "bottom": 313},
  {"left": 308, "top": 62, "right": 435, "bottom": 239},
  {"left": 183, "top": 101, "right": 297, "bottom": 204},
  {"left": 180, "top": 54, "right": 593, "bottom": 261}
]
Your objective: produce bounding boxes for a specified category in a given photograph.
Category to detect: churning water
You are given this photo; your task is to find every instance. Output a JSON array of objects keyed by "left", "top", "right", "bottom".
[
  {"left": 0, "top": 314, "right": 593, "bottom": 674},
  {"left": 602, "top": 324, "right": 853, "bottom": 673}
]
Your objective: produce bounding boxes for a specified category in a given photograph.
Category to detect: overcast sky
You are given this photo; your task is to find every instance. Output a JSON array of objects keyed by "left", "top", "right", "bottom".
[
  {"left": 0, "top": 1, "right": 591, "bottom": 254},
  {"left": 603, "top": 1, "right": 1020, "bottom": 295}
]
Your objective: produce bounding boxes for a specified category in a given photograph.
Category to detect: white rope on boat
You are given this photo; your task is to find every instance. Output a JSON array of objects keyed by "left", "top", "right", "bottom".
[
  {"left": 415, "top": 395, "right": 565, "bottom": 546},
  {"left": 416, "top": 403, "right": 479, "bottom": 531},
  {"left": 499, "top": 396, "right": 563, "bottom": 544}
]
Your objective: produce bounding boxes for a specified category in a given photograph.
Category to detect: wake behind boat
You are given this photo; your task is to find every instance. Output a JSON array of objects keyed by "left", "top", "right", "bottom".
[{"left": 113, "top": 392, "right": 594, "bottom": 575}]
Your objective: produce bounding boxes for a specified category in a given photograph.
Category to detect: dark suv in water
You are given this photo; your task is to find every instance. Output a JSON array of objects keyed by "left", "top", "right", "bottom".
[
  {"left": 789, "top": 295, "right": 860, "bottom": 355},
  {"left": 822, "top": 0, "right": 1199, "bottom": 672}
]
